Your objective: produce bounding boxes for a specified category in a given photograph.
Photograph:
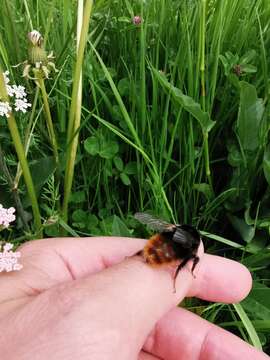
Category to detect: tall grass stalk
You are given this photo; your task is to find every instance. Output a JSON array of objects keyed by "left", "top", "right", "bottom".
[
  {"left": 62, "top": 0, "right": 93, "bottom": 222},
  {"left": 23, "top": 0, "right": 33, "bottom": 31},
  {"left": 200, "top": 0, "right": 212, "bottom": 188},
  {"left": 200, "top": 0, "right": 206, "bottom": 109},
  {"left": 91, "top": 45, "right": 175, "bottom": 220},
  {"left": 233, "top": 303, "right": 262, "bottom": 350}
]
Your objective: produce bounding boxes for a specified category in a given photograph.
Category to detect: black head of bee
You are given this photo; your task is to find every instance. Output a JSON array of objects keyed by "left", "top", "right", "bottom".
[
  {"left": 174, "top": 224, "right": 200, "bottom": 248},
  {"left": 162, "top": 224, "right": 200, "bottom": 259},
  {"left": 168, "top": 224, "right": 201, "bottom": 287}
]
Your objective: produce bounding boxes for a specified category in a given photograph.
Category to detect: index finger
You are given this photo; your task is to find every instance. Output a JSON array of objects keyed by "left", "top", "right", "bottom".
[{"left": 2, "top": 237, "right": 251, "bottom": 305}]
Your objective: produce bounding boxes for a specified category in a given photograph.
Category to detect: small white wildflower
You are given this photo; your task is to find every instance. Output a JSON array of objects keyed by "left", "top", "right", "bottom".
[
  {"left": 14, "top": 98, "right": 31, "bottom": 113},
  {"left": 3, "top": 71, "right": 15, "bottom": 97},
  {"left": 7, "top": 206, "right": 16, "bottom": 215},
  {"left": 1, "top": 70, "right": 31, "bottom": 115},
  {"left": 3, "top": 243, "right": 13, "bottom": 252},
  {"left": 0, "top": 101, "right": 12, "bottom": 118},
  {"left": 0, "top": 204, "right": 16, "bottom": 228},
  {"left": 6, "top": 85, "right": 15, "bottom": 97},
  {"left": 12, "top": 85, "right": 27, "bottom": 99},
  {"left": 0, "top": 242, "right": 23, "bottom": 273},
  {"left": 3, "top": 71, "right": 10, "bottom": 85}
]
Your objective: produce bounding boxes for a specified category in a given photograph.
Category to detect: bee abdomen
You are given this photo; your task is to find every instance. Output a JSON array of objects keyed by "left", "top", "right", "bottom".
[
  {"left": 143, "top": 234, "right": 177, "bottom": 266},
  {"left": 145, "top": 247, "right": 163, "bottom": 265}
]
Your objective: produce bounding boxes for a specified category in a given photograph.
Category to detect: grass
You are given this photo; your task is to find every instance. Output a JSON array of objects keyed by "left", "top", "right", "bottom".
[{"left": 0, "top": 0, "right": 269, "bottom": 354}]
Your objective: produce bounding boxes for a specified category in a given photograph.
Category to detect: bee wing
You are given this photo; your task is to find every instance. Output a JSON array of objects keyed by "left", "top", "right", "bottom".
[
  {"left": 134, "top": 212, "right": 175, "bottom": 232},
  {"left": 173, "top": 225, "right": 200, "bottom": 248}
]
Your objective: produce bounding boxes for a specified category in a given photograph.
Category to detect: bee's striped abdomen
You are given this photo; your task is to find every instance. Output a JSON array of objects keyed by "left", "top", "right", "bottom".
[{"left": 143, "top": 234, "right": 178, "bottom": 267}]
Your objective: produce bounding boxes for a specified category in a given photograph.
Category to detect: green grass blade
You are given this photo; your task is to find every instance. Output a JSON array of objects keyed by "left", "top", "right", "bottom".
[{"left": 233, "top": 303, "right": 262, "bottom": 350}]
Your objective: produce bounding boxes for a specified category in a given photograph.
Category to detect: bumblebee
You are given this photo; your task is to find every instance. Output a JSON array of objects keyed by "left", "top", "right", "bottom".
[{"left": 134, "top": 212, "right": 201, "bottom": 290}]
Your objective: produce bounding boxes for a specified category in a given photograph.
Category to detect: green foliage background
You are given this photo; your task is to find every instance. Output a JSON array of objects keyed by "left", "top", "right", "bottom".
[{"left": 0, "top": 0, "right": 269, "bottom": 353}]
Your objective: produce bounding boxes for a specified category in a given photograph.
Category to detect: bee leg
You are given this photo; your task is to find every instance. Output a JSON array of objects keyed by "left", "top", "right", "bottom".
[
  {"left": 129, "top": 249, "right": 143, "bottom": 257},
  {"left": 172, "top": 255, "right": 200, "bottom": 292},
  {"left": 191, "top": 255, "right": 200, "bottom": 278},
  {"left": 172, "top": 257, "right": 190, "bottom": 292},
  {"left": 125, "top": 250, "right": 143, "bottom": 261}
]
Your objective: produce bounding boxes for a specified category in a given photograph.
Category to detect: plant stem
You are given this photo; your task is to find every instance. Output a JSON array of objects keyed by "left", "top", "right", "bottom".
[
  {"left": 200, "top": 0, "right": 212, "bottom": 187},
  {"left": 0, "top": 70, "right": 42, "bottom": 237},
  {"left": 36, "top": 74, "right": 59, "bottom": 171},
  {"left": 0, "top": 144, "right": 30, "bottom": 232},
  {"left": 14, "top": 86, "right": 39, "bottom": 188},
  {"left": 200, "top": 0, "right": 206, "bottom": 110},
  {"left": 4, "top": 0, "right": 20, "bottom": 64},
  {"left": 8, "top": 116, "right": 42, "bottom": 237},
  {"left": 139, "top": 1, "right": 146, "bottom": 134},
  {"left": 62, "top": 0, "right": 93, "bottom": 223}
]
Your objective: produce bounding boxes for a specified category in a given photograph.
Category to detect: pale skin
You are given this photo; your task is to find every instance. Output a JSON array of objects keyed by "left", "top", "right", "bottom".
[{"left": 0, "top": 237, "right": 269, "bottom": 360}]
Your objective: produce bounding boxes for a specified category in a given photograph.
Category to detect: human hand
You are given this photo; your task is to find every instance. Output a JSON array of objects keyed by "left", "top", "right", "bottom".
[{"left": 0, "top": 237, "right": 268, "bottom": 359}]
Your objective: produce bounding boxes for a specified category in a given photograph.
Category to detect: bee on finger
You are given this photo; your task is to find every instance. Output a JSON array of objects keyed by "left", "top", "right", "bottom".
[{"left": 134, "top": 212, "right": 201, "bottom": 292}]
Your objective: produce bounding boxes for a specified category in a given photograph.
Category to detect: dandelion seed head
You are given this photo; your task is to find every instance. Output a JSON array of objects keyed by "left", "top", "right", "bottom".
[
  {"left": 22, "top": 30, "right": 57, "bottom": 80},
  {"left": 28, "top": 30, "right": 43, "bottom": 47}
]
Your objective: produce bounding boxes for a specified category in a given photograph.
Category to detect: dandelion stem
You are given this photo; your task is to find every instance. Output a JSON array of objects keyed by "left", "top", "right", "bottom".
[{"left": 36, "top": 74, "right": 59, "bottom": 172}]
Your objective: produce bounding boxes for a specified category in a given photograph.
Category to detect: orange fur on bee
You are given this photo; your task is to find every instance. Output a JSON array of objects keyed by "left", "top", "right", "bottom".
[{"left": 142, "top": 234, "right": 179, "bottom": 267}]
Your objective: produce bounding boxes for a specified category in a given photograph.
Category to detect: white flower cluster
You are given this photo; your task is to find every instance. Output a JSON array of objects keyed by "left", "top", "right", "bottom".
[
  {"left": 0, "top": 205, "right": 22, "bottom": 273},
  {"left": 0, "top": 101, "right": 11, "bottom": 117},
  {"left": 0, "top": 204, "right": 16, "bottom": 228},
  {"left": 0, "top": 71, "right": 31, "bottom": 118},
  {"left": 0, "top": 242, "right": 23, "bottom": 272}
]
